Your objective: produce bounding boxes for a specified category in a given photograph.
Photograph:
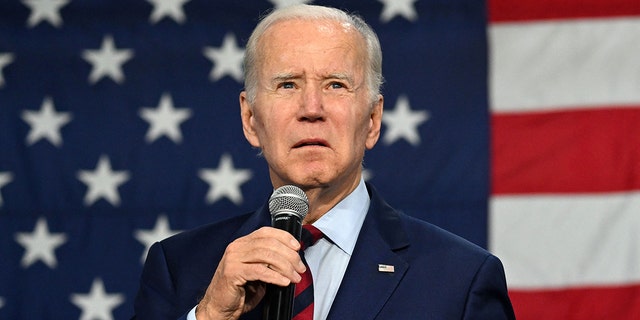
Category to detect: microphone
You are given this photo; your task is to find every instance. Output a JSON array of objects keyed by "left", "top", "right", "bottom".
[{"left": 263, "top": 185, "right": 309, "bottom": 320}]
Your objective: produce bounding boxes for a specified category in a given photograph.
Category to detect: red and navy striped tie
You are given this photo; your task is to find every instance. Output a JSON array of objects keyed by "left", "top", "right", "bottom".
[{"left": 293, "top": 224, "right": 323, "bottom": 320}]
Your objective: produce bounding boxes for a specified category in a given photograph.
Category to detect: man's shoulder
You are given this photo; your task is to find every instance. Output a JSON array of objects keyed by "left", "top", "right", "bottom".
[
  {"left": 366, "top": 183, "right": 490, "bottom": 261},
  {"left": 161, "top": 211, "right": 257, "bottom": 252},
  {"left": 401, "top": 212, "right": 490, "bottom": 259}
]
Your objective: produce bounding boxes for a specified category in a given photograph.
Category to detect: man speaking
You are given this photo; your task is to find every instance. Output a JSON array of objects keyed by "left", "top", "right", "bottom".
[{"left": 132, "top": 4, "right": 515, "bottom": 320}]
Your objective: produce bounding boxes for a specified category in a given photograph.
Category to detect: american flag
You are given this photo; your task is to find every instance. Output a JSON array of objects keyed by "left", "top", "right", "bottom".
[
  {"left": 0, "top": 0, "right": 637, "bottom": 319},
  {"left": 488, "top": 0, "right": 640, "bottom": 318}
]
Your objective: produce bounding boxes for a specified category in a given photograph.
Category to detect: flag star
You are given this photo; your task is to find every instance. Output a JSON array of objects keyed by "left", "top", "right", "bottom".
[
  {"left": 0, "top": 52, "right": 15, "bottom": 87},
  {"left": 21, "top": 96, "right": 72, "bottom": 147},
  {"left": 0, "top": 171, "right": 13, "bottom": 207},
  {"left": 0, "top": 296, "right": 4, "bottom": 309},
  {"left": 268, "top": 0, "right": 313, "bottom": 9},
  {"left": 199, "top": 153, "right": 252, "bottom": 205},
  {"left": 362, "top": 168, "right": 373, "bottom": 182},
  {"left": 14, "top": 217, "right": 67, "bottom": 269},
  {"left": 147, "top": 0, "right": 190, "bottom": 24},
  {"left": 22, "top": 0, "right": 70, "bottom": 28},
  {"left": 134, "top": 214, "right": 182, "bottom": 263},
  {"left": 77, "top": 155, "right": 130, "bottom": 207},
  {"left": 139, "top": 93, "right": 192, "bottom": 144},
  {"left": 382, "top": 95, "right": 429, "bottom": 146},
  {"left": 82, "top": 35, "right": 134, "bottom": 85},
  {"left": 70, "top": 278, "right": 124, "bottom": 320},
  {"left": 203, "top": 33, "right": 245, "bottom": 82},
  {"left": 378, "top": 0, "right": 419, "bottom": 23}
]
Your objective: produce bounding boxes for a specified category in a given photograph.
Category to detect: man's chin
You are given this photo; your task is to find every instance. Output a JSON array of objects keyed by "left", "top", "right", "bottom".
[{"left": 278, "top": 172, "right": 332, "bottom": 190}]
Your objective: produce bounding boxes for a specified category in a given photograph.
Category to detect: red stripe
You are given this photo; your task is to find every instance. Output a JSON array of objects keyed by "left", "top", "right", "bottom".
[
  {"left": 489, "top": 0, "right": 640, "bottom": 23},
  {"left": 292, "top": 303, "right": 314, "bottom": 320},
  {"left": 491, "top": 107, "right": 640, "bottom": 195},
  {"left": 295, "top": 275, "right": 311, "bottom": 295},
  {"left": 510, "top": 284, "right": 640, "bottom": 320}
]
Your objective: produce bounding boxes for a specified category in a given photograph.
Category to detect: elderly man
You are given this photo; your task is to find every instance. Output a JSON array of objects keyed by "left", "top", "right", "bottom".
[{"left": 133, "top": 4, "right": 515, "bottom": 320}]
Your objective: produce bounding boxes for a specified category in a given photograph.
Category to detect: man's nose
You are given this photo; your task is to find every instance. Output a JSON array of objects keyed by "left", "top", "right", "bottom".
[{"left": 298, "top": 85, "right": 324, "bottom": 121}]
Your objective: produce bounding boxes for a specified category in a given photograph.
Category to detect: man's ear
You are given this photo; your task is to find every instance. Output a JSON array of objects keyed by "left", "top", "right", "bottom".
[
  {"left": 240, "top": 91, "right": 261, "bottom": 148},
  {"left": 365, "top": 94, "right": 383, "bottom": 150}
]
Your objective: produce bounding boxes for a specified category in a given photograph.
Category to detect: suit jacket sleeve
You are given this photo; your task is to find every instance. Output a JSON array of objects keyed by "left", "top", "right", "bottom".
[
  {"left": 133, "top": 241, "right": 194, "bottom": 320},
  {"left": 463, "top": 254, "right": 516, "bottom": 319},
  {"left": 132, "top": 211, "right": 267, "bottom": 320}
]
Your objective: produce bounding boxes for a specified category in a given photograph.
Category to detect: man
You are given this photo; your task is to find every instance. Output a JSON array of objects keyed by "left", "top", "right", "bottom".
[{"left": 133, "top": 4, "right": 515, "bottom": 320}]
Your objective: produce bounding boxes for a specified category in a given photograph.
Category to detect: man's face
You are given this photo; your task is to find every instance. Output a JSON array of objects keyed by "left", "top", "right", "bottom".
[{"left": 240, "top": 18, "right": 383, "bottom": 191}]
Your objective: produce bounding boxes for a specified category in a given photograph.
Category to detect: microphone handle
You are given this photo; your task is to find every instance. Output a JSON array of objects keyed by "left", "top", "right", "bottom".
[{"left": 263, "top": 214, "right": 303, "bottom": 320}]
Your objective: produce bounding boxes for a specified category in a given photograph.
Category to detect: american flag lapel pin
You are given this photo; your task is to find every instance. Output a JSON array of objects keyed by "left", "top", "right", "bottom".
[{"left": 378, "top": 264, "right": 395, "bottom": 273}]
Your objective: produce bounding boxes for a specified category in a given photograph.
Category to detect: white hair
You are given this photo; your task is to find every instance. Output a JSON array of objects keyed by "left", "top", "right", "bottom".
[{"left": 242, "top": 4, "right": 384, "bottom": 104}]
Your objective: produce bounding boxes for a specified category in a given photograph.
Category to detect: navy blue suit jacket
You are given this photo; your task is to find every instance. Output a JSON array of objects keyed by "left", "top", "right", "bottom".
[{"left": 133, "top": 184, "right": 515, "bottom": 319}]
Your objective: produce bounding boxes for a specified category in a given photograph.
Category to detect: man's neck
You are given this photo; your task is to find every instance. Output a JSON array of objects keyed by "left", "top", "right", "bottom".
[{"left": 302, "top": 174, "right": 362, "bottom": 224}]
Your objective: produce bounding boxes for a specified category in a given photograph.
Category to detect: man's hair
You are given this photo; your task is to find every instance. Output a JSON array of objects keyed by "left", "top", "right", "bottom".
[{"left": 243, "top": 4, "right": 384, "bottom": 104}]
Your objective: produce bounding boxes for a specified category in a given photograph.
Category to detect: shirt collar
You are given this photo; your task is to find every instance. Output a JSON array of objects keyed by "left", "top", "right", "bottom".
[{"left": 312, "top": 178, "right": 369, "bottom": 256}]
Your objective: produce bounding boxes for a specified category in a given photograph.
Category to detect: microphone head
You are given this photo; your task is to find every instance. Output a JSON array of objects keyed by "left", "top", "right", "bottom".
[{"left": 269, "top": 185, "right": 309, "bottom": 220}]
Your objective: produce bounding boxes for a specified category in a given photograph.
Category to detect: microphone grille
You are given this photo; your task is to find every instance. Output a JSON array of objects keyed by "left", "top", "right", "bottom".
[{"left": 269, "top": 185, "right": 309, "bottom": 219}]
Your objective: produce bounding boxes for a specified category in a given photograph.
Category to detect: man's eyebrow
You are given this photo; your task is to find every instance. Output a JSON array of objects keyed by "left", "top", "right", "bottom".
[
  {"left": 269, "top": 72, "right": 354, "bottom": 84},
  {"left": 271, "top": 73, "right": 299, "bottom": 82},
  {"left": 325, "top": 73, "right": 354, "bottom": 83}
]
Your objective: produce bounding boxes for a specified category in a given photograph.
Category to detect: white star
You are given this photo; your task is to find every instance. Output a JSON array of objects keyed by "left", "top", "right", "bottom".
[
  {"left": 268, "top": 0, "right": 313, "bottom": 9},
  {"left": 199, "top": 153, "right": 252, "bottom": 205},
  {"left": 147, "top": 0, "right": 190, "bottom": 24},
  {"left": 82, "top": 35, "right": 134, "bottom": 85},
  {"left": 203, "top": 33, "right": 245, "bottom": 82},
  {"left": 139, "top": 93, "right": 192, "bottom": 144},
  {"left": 77, "top": 155, "right": 130, "bottom": 207},
  {"left": 134, "top": 214, "right": 182, "bottom": 263},
  {"left": 70, "top": 278, "right": 124, "bottom": 320},
  {"left": 362, "top": 169, "right": 373, "bottom": 182},
  {"left": 14, "top": 217, "right": 67, "bottom": 268},
  {"left": 378, "top": 0, "right": 419, "bottom": 23},
  {"left": 0, "top": 171, "right": 13, "bottom": 207},
  {"left": 0, "top": 52, "right": 15, "bottom": 87},
  {"left": 0, "top": 296, "right": 4, "bottom": 309},
  {"left": 22, "top": 0, "right": 70, "bottom": 28},
  {"left": 382, "top": 95, "right": 429, "bottom": 146},
  {"left": 21, "top": 97, "right": 72, "bottom": 147}
]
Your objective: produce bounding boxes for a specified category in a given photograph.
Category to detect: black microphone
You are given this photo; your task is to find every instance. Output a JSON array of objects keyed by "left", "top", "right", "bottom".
[{"left": 263, "top": 185, "right": 309, "bottom": 320}]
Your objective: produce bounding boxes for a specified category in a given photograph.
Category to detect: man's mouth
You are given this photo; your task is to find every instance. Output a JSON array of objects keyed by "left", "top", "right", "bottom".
[{"left": 293, "top": 139, "right": 329, "bottom": 148}]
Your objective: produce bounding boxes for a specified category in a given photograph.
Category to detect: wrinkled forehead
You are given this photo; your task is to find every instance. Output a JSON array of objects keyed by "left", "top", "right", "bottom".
[{"left": 256, "top": 18, "right": 367, "bottom": 73}]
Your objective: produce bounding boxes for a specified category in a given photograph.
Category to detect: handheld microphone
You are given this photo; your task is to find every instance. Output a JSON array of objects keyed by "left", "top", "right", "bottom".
[{"left": 263, "top": 185, "right": 309, "bottom": 320}]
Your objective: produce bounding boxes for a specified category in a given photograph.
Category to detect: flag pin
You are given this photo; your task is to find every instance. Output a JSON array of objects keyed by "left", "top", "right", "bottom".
[{"left": 378, "top": 264, "right": 395, "bottom": 273}]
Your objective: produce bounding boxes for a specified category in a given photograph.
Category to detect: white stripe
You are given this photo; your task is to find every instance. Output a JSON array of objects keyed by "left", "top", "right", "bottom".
[
  {"left": 489, "top": 191, "right": 640, "bottom": 289},
  {"left": 489, "top": 17, "right": 640, "bottom": 113}
]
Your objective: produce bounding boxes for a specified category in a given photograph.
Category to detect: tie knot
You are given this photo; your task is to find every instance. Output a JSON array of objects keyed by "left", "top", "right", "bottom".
[{"left": 300, "top": 224, "right": 323, "bottom": 250}]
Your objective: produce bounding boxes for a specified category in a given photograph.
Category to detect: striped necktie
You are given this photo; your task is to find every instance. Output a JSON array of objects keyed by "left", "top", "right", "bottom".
[{"left": 293, "top": 224, "right": 323, "bottom": 320}]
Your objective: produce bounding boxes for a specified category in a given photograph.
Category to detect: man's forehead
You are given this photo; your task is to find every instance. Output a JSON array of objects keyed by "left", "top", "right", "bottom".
[
  {"left": 259, "top": 18, "right": 360, "bottom": 48},
  {"left": 268, "top": 17, "right": 355, "bottom": 34},
  {"left": 255, "top": 18, "right": 366, "bottom": 81}
]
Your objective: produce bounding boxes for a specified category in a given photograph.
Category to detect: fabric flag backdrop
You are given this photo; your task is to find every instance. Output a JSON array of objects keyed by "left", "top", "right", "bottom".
[
  {"left": 0, "top": 0, "right": 637, "bottom": 319},
  {"left": 488, "top": 0, "right": 640, "bottom": 319}
]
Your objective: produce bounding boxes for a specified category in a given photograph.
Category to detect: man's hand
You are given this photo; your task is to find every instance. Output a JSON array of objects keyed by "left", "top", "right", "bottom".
[{"left": 195, "top": 227, "right": 306, "bottom": 320}]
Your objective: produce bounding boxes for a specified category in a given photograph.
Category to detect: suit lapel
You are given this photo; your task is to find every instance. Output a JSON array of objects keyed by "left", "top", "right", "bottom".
[{"left": 326, "top": 184, "right": 410, "bottom": 319}]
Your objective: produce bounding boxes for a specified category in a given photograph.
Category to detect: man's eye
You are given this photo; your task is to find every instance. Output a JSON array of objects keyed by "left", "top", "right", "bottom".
[
  {"left": 330, "top": 82, "right": 345, "bottom": 89},
  {"left": 280, "top": 82, "right": 295, "bottom": 89}
]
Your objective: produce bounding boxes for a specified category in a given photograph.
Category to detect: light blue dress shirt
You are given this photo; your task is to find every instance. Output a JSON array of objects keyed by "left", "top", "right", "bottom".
[
  {"left": 188, "top": 178, "right": 369, "bottom": 320},
  {"left": 303, "top": 178, "right": 369, "bottom": 320}
]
